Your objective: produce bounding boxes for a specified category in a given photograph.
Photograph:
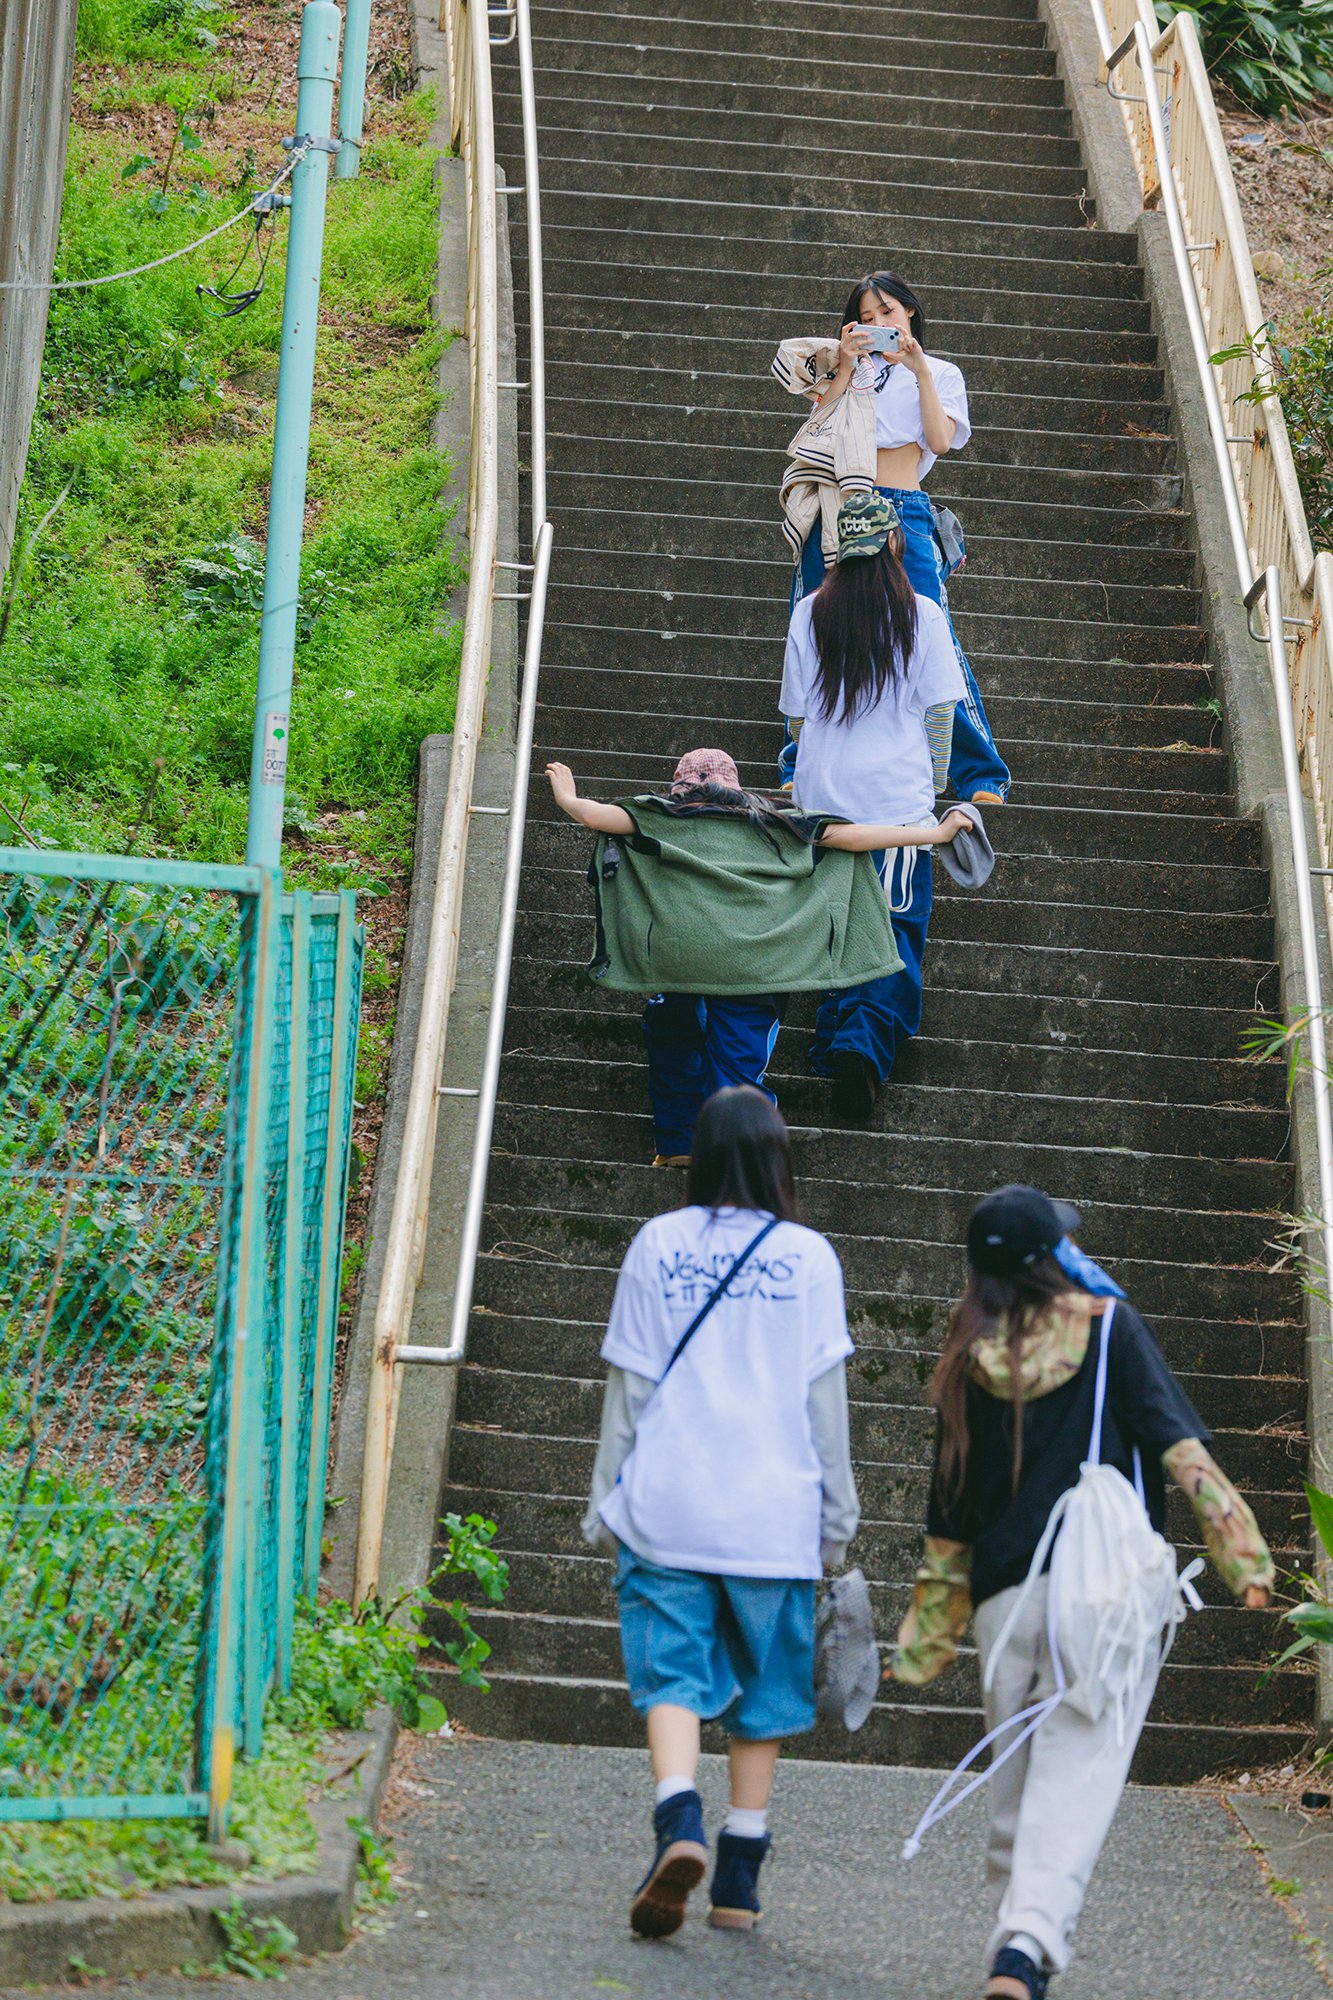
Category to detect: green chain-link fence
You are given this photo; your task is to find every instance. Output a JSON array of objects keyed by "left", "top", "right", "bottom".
[{"left": 0, "top": 851, "right": 360, "bottom": 1830}]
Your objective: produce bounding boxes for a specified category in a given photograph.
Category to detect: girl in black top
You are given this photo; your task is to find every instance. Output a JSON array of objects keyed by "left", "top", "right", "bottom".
[{"left": 889, "top": 1185, "right": 1273, "bottom": 2000}]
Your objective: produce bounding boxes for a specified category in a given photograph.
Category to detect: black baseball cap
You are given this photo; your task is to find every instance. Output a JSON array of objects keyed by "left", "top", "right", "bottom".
[{"left": 966, "top": 1184, "right": 1081, "bottom": 1277}]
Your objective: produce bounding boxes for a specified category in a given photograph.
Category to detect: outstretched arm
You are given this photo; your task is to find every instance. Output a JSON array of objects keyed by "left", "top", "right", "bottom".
[
  {"left": 546, "top": 761, "right": 635, "bottom": 835},
  {"left": 1162, "top": 1437, "right": 1273, "bottom": 1607},
  {"left": 818, "top": 805, "right": 975, "bottom": 853}
]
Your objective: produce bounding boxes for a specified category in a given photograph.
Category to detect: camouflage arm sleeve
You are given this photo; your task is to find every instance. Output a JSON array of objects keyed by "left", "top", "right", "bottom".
[
  {"left": 1162, "top": 1437, "right": 1275, "bottom": 1597},
  {"left": 889, "top": 1537, "right": 973, "bottom": 1686}
]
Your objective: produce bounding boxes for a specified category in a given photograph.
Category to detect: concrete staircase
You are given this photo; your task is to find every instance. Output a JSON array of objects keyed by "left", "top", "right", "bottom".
[{"left": 426, "top": 0, "right": 1313, "bottom": 1779}]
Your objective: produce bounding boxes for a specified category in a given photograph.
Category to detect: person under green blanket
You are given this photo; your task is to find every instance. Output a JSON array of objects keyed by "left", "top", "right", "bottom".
[{"left": 546, "top": 750, "right": 973, "bottom": 1161}]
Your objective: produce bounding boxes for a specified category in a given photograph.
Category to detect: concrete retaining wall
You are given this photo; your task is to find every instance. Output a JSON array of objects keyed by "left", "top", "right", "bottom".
[
  {"left": 1045, "top": 0, "right": 1333, "bottom": 1732},
  {"left": 0, "top": 0, "right": 77, "bottom": 581}
]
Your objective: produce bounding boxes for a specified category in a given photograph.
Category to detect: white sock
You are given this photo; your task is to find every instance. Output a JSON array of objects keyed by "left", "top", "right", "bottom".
[
  {"left": 1007, "top": 1934, "right": 1045, "bottom": 1970},
  {"left": 654, "top": 1775, "right": 694, "bottom": 1806},
  {"left": 722, "top": 1806, "right": 768, "bottom": 1839}
]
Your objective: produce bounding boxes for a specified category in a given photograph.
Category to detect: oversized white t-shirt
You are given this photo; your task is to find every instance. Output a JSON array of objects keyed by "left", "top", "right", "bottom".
[
  {"left": 598, "top": 1205, "right": 853, "bottom": 1579},
  {"left": 867, "top": 353, "right": 971, "bottom": 479},
  {"left": 781, "top": 591, "right": 966, "bottom": 825}
]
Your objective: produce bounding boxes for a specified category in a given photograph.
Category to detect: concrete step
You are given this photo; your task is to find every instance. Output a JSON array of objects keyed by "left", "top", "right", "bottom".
[
  {"left": 537, "top": 668, "right": 1213, "bottom": 744},
  {"left": 548, "top": 520, "right": 1196, "bottom": 588},
  {"left": 534, "top": 643, "right": 1210, "bottom": 716},
  {"left": 450, "top": 1603, "right": 1311, "bottom": 1727},
  {"left": 539, "top": 593, "right": 1203, "bottom": 666},
  {"left": 526, "top": 0, "right": 1059, "bottom": 31},
  {"left": 465, "top": 1297, "right": 1305, "bottom": 1411},
  {"left": 532, "top": 706, "right": 1224, "bottom": 794},
  {"left": 470, "top": 1220, "right": 1300, "bottom": 1342},
  {"left": 472, "top": 1188, "right": 1298, "bottom": 1321},
  {"left": 502, "top": 83, "right": 1085, "bottom": 172},
  {"left": 503, "top": 929, "right": 1276, "bottom": 1057},
  {"left": 543, "top": 478, "right": 1191, "bottom": 556},
  {"left": 438, "top": 1477, "right": 1307, "bottom": 1579},
  {"left": 549, "top": 546, "right": 1197, "bottom": 625},
  {"left": 502, "top": 995, "right": 1282, "bottom": 1101},
  {"left": 527, "top": 285, "right": 1155, "bottom": 355},
  {"left": 489, "top": 1097, "right": 1290, "bottom": 1216},
  {"left": 491, "top": 1035, "right": 1286, "bottom": 1166},
  {"left": 534, "top": 324, "right": 1166, "bottom": 413},
  {"left": 525, "top": 244, "right": 1145, "bottom": 321},
  {"left": 498, "top": 116, "right": 1087, "bottom": 204},
  {"left": 526, "top": 794, "right": 1259, "bottom": 872},
  {"left": 524, "top": 140, "right": 1092, "bottom": 226},
  {"left": 524, "top": 49, "right": 1071, "bottom": 116},
  {"left": 430, "top": 1667, "right": 1309, "bottom": 1785},
  {"left": 528, "top": 3, "right": 1061, "bottom": 72},
  {"left": 453, "top": 1547, "right": 1296, "bottom": 1659}
]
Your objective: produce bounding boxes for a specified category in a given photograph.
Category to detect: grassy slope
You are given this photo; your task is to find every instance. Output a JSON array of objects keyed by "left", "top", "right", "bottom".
[{"left": 6, "top": 0, "right": 461, "bottom": 887}]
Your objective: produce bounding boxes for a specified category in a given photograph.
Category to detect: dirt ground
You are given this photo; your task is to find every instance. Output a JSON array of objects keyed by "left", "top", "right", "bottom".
[{"left": 1221, "top": 102, "right": 1333, "bottom": 336}]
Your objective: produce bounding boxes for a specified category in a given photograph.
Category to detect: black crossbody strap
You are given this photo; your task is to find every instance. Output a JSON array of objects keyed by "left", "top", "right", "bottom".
[{"left": 659, "top": 1215, "right": 781, "bottom": 1385}]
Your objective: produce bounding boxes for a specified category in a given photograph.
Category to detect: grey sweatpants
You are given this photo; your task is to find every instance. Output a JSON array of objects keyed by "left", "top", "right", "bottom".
[{"left": 974, "top": 1576, "right": 1159, "bottom": 1974}]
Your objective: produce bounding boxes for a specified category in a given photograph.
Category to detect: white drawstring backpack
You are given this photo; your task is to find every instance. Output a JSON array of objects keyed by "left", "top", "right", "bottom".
[{"left": 902, "top": 1300, "right": 1204, "bottom": 1859}]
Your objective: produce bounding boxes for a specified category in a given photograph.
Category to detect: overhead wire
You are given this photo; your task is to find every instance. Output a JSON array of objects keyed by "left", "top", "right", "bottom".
[{"left": 0, "top": 143, "right": 311, "bottom": 295}]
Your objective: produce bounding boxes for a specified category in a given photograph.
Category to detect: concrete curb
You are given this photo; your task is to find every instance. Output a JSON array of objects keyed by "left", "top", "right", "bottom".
[
  {"left": 1044, "top": 0, "right": 1333, "bottom": 1735},
  {"left": 1229, "top": 1791, "right": 1333, "bottom": 1959},
  {"left": 0, "top": 1711, "right": 397, "bottom": 1986},
  {"left": 324, "top": 0, "right": 520, "bottom": 1605}
]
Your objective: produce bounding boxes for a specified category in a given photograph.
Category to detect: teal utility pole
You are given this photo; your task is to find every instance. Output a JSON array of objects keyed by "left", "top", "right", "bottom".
[
  {"left": 244, "top": 0, "right": 372, "bottom": 868},
  {"left": 244, "top": 0, "right": 339, "bottom": 868}
]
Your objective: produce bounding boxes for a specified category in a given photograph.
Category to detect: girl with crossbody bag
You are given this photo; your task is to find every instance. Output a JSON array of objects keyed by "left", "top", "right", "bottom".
[{"left": 583, "top": 1085, "right": 860, "bottom": 1940}]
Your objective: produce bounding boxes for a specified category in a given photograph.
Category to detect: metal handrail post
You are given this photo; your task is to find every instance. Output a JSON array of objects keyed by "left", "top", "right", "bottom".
[
  {"left": 1248, "top": 569, "right": 1333, "bottom": 1299},
  {"left": 514, "top": 0, "right": 546, "bottom": 530},
  {"left": 1128, "top": 19, "right": 1253, "bottom": 592},
  {"left": 336, "top": 0, "right": 372, "bottom": 179},
  {"left": 353, "top": 0, "right": 500, "bottom": 1606},
  {"left": 245, "top": 1, "right": 342, "bottom": 868},
  {"left": 396, "top": 519, "right": 554, "bottom": 1369}
]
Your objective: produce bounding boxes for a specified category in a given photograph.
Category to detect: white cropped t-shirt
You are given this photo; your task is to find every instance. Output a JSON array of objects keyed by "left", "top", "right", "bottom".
[{"left": 867, "top": 354, "right": 971, "bottom": 480}]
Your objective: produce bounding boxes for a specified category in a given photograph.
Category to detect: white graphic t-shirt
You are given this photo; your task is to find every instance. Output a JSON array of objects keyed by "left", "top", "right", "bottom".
[{"left": 598, "top": 1205, "right": 853, "bottom": 1579}]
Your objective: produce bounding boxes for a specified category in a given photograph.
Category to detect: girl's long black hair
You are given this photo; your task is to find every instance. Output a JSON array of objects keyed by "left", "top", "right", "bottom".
[
  {"left": 930, "top": 1257, "right": 1080, "bottom": 1504},
  {"left": 840, "top": 270, "right": 925, "bottom": 345},
  {"left": 810, "top": 534, "right": 919, "bottom": 724},
  {"left": 666, "top": 779, "right": 817, "bottom": 852},
  {"left": 687, "top": 1086, "right": 798, "bottom": 1221}
]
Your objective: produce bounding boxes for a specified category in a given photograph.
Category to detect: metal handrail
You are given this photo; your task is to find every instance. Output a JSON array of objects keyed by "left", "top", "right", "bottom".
[
  {"left": 353, "top": 0, "right": 550, "bottom": 1602},
  {"left": 1094, "top": 9, "right": 1333, "bottom": 1305}
]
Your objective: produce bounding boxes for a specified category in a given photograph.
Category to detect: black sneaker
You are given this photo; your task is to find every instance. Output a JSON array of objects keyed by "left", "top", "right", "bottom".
[
  {"left": 986, "top": 1945, "right": 1051, "bottom": 2000},
  {"left": 829, "top": 1050, "right": 878, "bottom": 1122},
  {"left": 629, "top": 1788, "right": 708, "bottom": 1939},
  {"left": 708, "top": 1828, "right": 771, "bottom": 1930}
]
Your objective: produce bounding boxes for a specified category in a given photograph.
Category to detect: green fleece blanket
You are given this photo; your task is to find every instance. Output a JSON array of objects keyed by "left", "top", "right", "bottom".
[{"left": 587, "top": 796, "right": 904, "bottom": 996}]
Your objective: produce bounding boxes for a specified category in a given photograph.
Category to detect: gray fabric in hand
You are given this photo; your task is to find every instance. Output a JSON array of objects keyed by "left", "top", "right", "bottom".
[
  {"left": 936, "top": 803, "right": 995, "bottom": 890},
  {"left": 814, "top": 1566, "right": 880, "bottom": 1732}
]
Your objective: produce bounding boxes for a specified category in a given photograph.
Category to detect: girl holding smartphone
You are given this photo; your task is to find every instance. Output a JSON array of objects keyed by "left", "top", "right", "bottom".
[{"left": 773, "top": 271, "right": 1009, "bottom": 806}]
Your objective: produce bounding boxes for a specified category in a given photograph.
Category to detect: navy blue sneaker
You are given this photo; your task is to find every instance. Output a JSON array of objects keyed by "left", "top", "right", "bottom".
[
  {"left": 629, "top": 1789, "right": 707, "bottom": 1939},
  {"left": 986, "top": 1946, "right": 1051, "bottom": 2000},
  {"left": 708, "top": 1828, "right": 771, "bottom": 1931}
]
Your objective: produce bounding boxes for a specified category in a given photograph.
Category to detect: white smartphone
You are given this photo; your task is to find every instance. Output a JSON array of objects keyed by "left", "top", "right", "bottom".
[{"left": 861, "top": 326, "right": 902, "bottom": 353}]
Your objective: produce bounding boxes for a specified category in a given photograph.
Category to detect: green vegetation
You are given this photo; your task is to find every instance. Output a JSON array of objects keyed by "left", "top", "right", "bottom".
[
  {"left": 0, "top": 1513, "right": 507, "bottom": 1903},
  {"left": 1213, "top": 315, "right": 1333, "bottom": 550},
  {"left": 1159, "top": 0, "right": 1333, "bottom": 115},
  {"left": 3, "top": 0, "right": 462, "bottom": 882}
]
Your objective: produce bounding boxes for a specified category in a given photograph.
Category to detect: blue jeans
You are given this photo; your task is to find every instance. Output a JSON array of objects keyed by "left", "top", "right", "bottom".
[
  {"left": 810, "top": 844, "right": 931, "bottom": 1084},
  {"left": 781, "top": 486, "right": 1010, "bottom": 803},
  {"left": 641, "top": 992, "right": 782, "bottom": 1156}
]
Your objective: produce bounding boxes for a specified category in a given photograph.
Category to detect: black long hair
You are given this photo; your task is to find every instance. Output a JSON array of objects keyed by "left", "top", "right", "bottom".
[
  {"left": 930, "top": 1256, "right": 1081, "bottom": 1504},
  {"left": 687, "top": 1087, "right": 798, "bottom": 1221},
  {"left": 839, "top": 270, "right": 925, "bottom": 346},
  {"left": 810, "top": 535, "right": 919, "bottom": 723},
  {"left": 666, "top": 779, "right": 819, "bottom": 852}
]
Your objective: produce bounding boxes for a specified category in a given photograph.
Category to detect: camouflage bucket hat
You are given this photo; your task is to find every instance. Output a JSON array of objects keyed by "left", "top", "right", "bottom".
[{"left": 837, "top": 490, "right": 901, "bottom": 562}]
